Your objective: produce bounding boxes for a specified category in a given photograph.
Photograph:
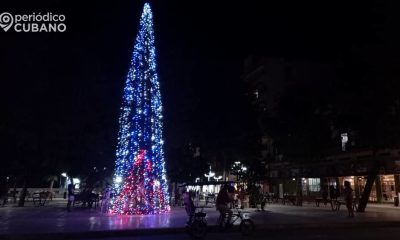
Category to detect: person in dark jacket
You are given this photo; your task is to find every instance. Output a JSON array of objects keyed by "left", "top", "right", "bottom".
[
  {"left": 67, "top": 183, "right": 75, "bottom": 212},
  {"left": 329, "top": 185, "right": 336, "bottom": 200},
  {"left": 343, "top": 181, "right": 354, "bottom": 218},
  {"left": 183, "top": 190, "right": 195, "bottom": 223},
  {"left": 216, "top": 185, "right": 234, "bottom": 225}
]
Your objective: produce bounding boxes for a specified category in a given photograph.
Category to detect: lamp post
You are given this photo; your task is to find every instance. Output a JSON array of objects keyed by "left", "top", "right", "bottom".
[
  {"left": 60, "top": 172, "right": 67, "bottom": 189},
  {"left": 59, "top": 172, "right": 67, "bottom": 198},
  {"left": 204, "top": 166, "right": 215, "bottom": 182},
  {"left": 213, "top": 175, "right": 222, "bottom": 193},
  {"left": 213, "top": 176, "right": 222, "bottom": 181},
  {"left": 204, "top": 166, "right": 215, "bottom": 194},
  {"left": 231, "top": 161, "right": 247, "bottom": 181}
]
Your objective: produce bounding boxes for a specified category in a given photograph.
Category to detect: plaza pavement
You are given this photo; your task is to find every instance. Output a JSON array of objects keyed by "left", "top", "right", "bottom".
[{"left": 1, "top": 199, "right": 400, "bottom": 239}]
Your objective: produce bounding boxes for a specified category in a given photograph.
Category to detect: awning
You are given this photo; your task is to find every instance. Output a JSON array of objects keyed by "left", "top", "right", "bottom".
[{"left": 178, "top": 181, "right": 237, "bottom": 187}]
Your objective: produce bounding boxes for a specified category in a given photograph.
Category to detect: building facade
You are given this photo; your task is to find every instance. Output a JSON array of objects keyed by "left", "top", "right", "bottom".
[{"left": 242, "top": 56, "right": 400, "bottom": 204}]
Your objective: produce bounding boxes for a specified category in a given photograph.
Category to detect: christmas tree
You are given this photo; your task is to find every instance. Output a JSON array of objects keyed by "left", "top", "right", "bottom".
[{"left": 111, "top": 3, "right": 170, "bottom": 215}]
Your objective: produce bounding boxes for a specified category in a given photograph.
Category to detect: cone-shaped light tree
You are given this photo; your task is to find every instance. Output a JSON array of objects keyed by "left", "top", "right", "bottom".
[{"left": 111, "top": 3, "right": 170, "bottom": 215}]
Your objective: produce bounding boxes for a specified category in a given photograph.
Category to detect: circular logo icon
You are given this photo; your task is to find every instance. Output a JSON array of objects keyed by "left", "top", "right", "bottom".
[{"left": 0, "top": 12, "right": 13, "bottom": 32}]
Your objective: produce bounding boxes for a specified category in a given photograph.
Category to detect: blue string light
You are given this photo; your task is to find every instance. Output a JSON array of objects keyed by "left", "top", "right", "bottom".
[{"left": 111, "top": 3, "right": 170, "bottom": 215}]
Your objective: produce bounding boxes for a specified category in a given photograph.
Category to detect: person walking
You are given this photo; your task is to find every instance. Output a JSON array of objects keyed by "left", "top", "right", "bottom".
[
  {"left": 329, "top": 185, "right": 336, "bottom": 200},
  {"left": 66, "top": 182, "right": 75, "bottom": 212},
  {"left": 238, "top": 186, "right": 245, "bottom": 209},
  {"left": 183, "top": 190, "right": 195, "bottom": 224},
  {"left": 216, "top": 185, "right": 234, "bottom": 226},
  {"left": 101, "top": 185, "right": 112, "bottom": 213},
  {"left": 343, "top": 181, "right": 354, "bottom": 218}
]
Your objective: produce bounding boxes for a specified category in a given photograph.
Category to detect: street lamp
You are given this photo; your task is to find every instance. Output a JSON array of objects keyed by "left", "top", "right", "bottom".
[
  {"left": 231, "top": 161, "right": 247, "bottom": 181},
  {"left": 204, "top": 166, "right": 215, "bottom": 182},
  {"left": 204, "top": 166, "right": 215, "bottom": 194},
  {"left": 73, "top": 178, "right": 81, "bottom": 189},
  {"left": 60, "top": 172, "right": 67, "bottom": 192},
  {"left": 213, "top": 176, "right": 222, "bottom": 181}
]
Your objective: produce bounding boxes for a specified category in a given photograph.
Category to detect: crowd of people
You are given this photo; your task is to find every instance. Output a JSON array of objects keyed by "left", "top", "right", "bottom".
[
  {"left": 182, "top": 181, "right": 356, "bottom": 222},
  {"left": 66, "top": 182, "right": 112, "bottom": 213},
  {"left": 182, "top": 184, "right": 236, "bottom": 225}
]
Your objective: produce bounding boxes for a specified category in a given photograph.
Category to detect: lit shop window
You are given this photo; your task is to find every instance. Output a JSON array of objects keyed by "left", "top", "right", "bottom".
[{"left": 308, "top": 178, "right": 321, "bottom": 192}]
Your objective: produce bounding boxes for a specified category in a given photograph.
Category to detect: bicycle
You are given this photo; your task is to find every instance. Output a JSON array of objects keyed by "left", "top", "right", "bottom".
[
  {"left": 185, "top": 207, "right": 208, "bottom": 239},
  {"left": 217, "top": 207, "right": 255, "bottom": 236}
]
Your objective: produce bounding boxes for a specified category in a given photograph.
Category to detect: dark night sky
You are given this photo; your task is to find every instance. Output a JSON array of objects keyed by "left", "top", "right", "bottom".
[{"left": 0, "top": 1, "right": 389, "bottom": 176}]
